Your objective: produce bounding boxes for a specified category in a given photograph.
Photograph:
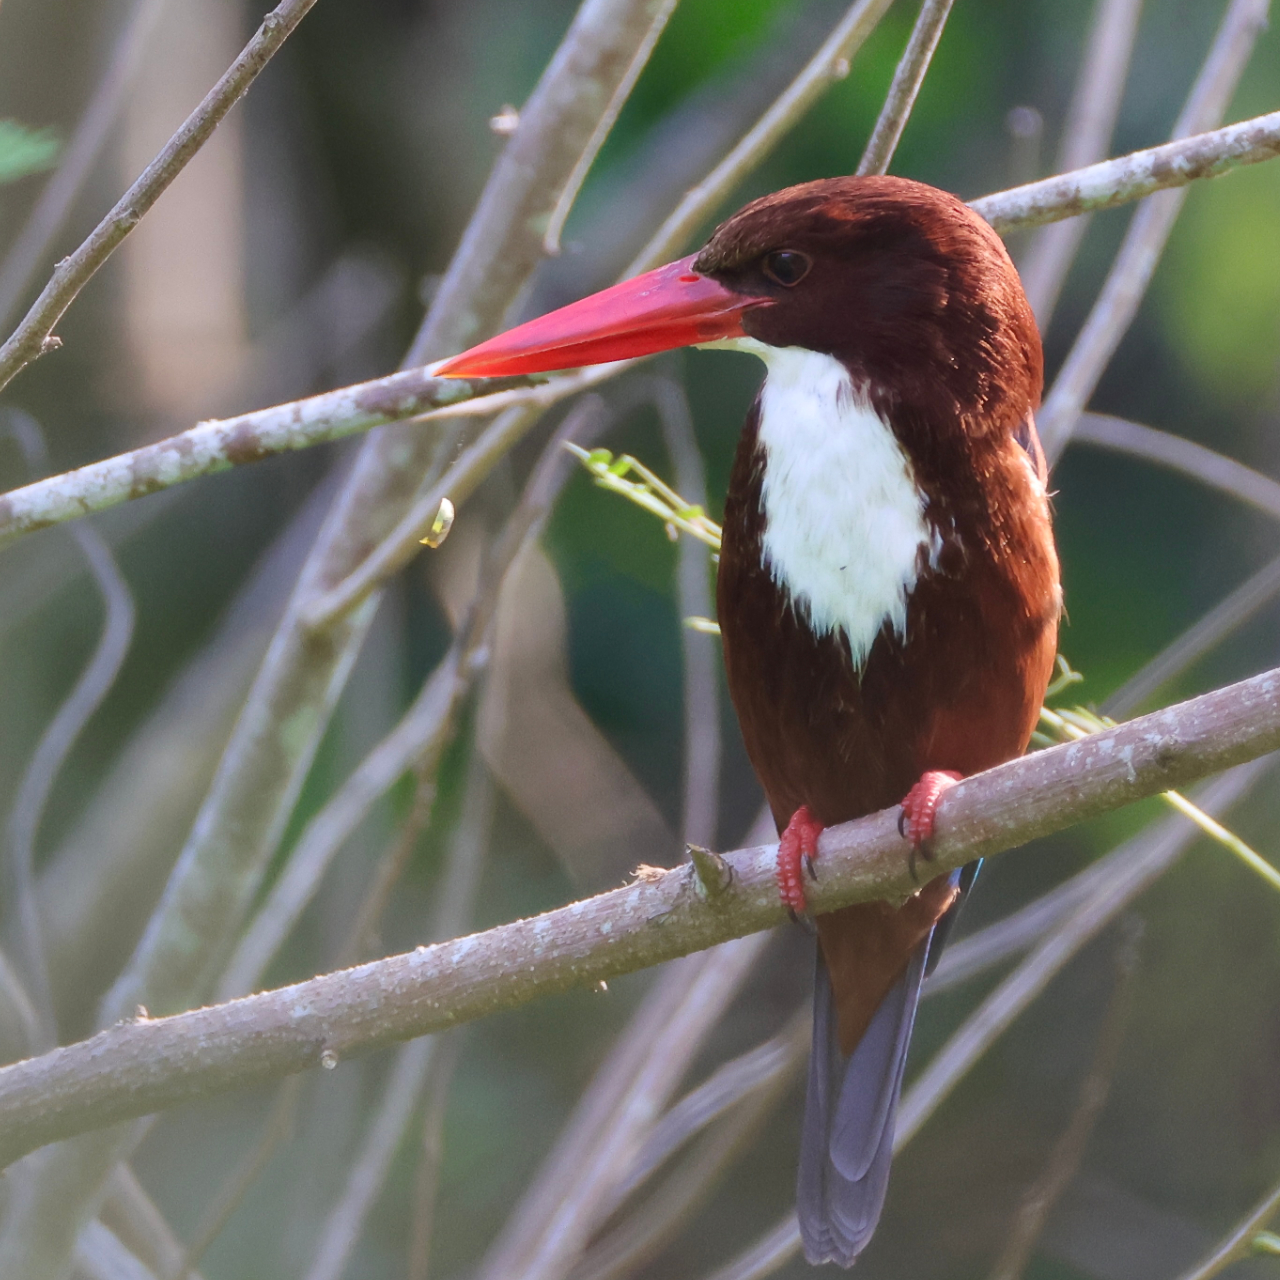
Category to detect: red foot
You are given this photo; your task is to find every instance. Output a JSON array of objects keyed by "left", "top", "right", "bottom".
[
  {"left": 777, "top": 805, "right": 824, "bottom": 915},
  {"left": 899, "top": 771, "right": 962, "bottom": 871}
]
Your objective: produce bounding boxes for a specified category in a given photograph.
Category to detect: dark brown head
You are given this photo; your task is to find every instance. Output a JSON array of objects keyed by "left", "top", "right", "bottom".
[
  {"left": 434, "top": 175, "right": 1041, "bottom": 442},
  {"left": 693, "top": 176, "right": 1042, "bottom": 431}
]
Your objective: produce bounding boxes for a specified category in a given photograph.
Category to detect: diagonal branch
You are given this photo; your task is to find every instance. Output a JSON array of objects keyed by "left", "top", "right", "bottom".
[
  {"left": 969, "top": 108, "right": 1280, "bottom": 232},
  {"left": 3, "top": 110, "right": 1280, "bottom": 551},
  {"left": 0, "top": 666, "right": 1277, "bottom": 1170},
  {"left": 1017, "top": 0, "right": 1144, "bottom": 328},
  {"left": 0, "top": 0, "right": 319, "bottom": 393},
  {"left": 0, "top": 369, "right": 529, "bottom": 550},
  {"left": 856, "top": 0, "right": 956, "bottom": 177},
  {"left": 1035, "top": 0, "right": 1270, "bottom": 459}
]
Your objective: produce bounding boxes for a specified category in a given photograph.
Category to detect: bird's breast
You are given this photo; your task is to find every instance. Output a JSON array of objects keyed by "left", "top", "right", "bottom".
[{"left": 754, "top": 346, "right": 935, "bottom": 668}]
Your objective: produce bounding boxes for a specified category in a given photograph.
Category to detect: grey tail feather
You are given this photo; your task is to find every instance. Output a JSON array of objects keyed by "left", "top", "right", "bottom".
[
  {"left": 797, "top": 943, "right": 927, "bottom": 1267},
  {"left": 797, "top": 863, "right": 976, "bottom": 1267}
]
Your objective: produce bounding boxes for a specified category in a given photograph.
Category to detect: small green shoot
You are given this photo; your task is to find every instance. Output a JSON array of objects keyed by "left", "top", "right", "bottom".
[
  {"left": 0, "top": 120, "right": 59, "bottom": 184},
  {"left": 565, "top": 443, "right": 722, "bottom": 551},
  {"left": 1039, "top": 702, "right": 1280, "bottom": 895}
]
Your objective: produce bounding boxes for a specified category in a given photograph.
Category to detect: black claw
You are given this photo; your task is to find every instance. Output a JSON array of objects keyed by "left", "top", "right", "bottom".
[
  {"left": 908, "top": 845, "right": 921, "bottom": 884},
  {"left": 804, "top": 854, "right": 818, "bottom": 881},
  {"left": 897, "top": 809, "right": 908, "bottom": 839},
  {"left": 786, "top": 905, "right": 800, "bottom": 926}
]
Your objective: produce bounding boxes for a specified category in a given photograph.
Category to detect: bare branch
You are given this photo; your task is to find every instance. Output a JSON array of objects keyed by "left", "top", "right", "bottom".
[
  {"left": 4, "top": 109, "right": 1280, "bottom": 553},
  {"left": 651, "top": 376, "right": 721, "bottom": 848},
  {"left": 302, "top": 755, "right": 495, "bottom": 1280},
  {"left": 405, "top": 0, "right": 679, "bottom": 366},
  {"left": 1018, "top": 0, "right": 1144, "bottom": 327},
  {"left": 300, "top": 401, "right": 541, "bottom": 629},
  {"left": 473, "top": 808, "right": 775, "bottom": 1280},
  {"left": 1035, "top": 0, "right": 1270, "bottom": 460},
  {"left": 987, "top": 922, "right": 1141, "bottom": 1280},
  {"left": 0, "top": 0, "right": 171, "bottom": 330},
  {"left": 3, "top": 413, "right": 136, "bottom": 1052},
  {"left": 486, "top": 937, "right": 770, "bottom": 1280},
  {"left": 856, "top": 0, "right": 956, "bottom": 177},
  {"left": 1073, "top": 413, "right": 1280, "bottom": 522},
  {"left": 0, "top": 0, "right": 319, "bottom": 393},
  {"left": 217, "top": 400, "right": 606, "bottom": 1001},
  {"left": 970, "top": 108, "right": 1280, "bottom": 234},
  {"left": 1104, "top": 552, "right": 1280, "bottom": 717},
  {"left": 604, "top": 1008, "right": 810, "bottom": 1213},
  {"left": 1174, "top": 1176, "right": 1280, "bottom": 1280},
  {"left": 626, "top": 0, "right": 894, "bottom": 274},
  {"left": 0, "top": 669, "right": 1276, "bottom": 1167},
  {"left": 693, "top": 756, "right": 1273, "bottom": 1280},
  {"left": 0, "top": 369, "right": 527, "bottom": 550}
]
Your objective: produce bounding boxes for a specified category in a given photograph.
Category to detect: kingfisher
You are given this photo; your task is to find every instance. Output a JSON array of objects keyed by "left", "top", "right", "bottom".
[{"left": 437, "top": 175, "right": 1061, "bottom": 1265}]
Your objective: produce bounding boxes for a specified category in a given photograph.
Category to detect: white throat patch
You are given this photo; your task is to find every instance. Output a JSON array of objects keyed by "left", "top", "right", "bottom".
[{"left": 734, "top": 343, "right": 933, "bottom": 668}]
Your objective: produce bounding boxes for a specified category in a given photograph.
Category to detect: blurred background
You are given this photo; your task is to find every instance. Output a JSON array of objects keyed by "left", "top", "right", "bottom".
[{"left": 0, "top": 0, "right": 1278, "bottom": 1277}]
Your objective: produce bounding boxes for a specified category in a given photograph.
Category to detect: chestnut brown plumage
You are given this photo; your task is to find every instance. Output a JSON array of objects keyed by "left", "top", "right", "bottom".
[{"left": 437, "top": 175, "right": 1061, "bottom": 1266}]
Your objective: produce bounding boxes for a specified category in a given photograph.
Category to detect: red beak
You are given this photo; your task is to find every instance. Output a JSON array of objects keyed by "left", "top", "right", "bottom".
[{"left": 433, "top": 255, "right": 771, "bottom": 378}]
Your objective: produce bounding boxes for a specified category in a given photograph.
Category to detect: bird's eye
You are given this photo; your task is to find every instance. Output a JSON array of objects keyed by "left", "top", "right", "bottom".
[{"left": 761, "top": 250, "right": 811, "bottom": 287}]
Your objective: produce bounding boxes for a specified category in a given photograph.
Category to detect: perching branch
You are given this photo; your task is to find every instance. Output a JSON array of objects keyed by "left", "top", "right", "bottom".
[
  {"left": 3, "top": 108, "right": 1280, "bottom": 552},
  {"left": 0, "top": 666, "right": 1276, "bottom": 1170},
  {"left": 0, "top": 0, "right": 319, "bottom": 393}
]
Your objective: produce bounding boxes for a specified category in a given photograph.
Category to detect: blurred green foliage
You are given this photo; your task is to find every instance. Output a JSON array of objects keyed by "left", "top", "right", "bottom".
[{"left": 0, "top": 117, "right": 57, "bottom": 184}]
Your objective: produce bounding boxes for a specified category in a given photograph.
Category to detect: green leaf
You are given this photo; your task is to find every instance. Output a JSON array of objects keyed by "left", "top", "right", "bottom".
[{"left": 0, "top": 119, "right": 59, "bottom": 185}]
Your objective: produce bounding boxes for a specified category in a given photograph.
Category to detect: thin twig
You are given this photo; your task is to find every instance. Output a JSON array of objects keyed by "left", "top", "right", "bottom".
[
  {"left": 970, "top": 109, "right": 1280, "bottom": 234},
  {"left": 541, "top": 0, "right": 682, "bottom": 256},
  {"left": 102, "top": 1163, "right": 207, "bottom": 1280},
  {"left": 0, "top": 0, "right": 319, "bottom": 393},
  {"left": 626, "top": 0, "right": 895, "bottom": 274},
  {"left": 1018, "top": 0, "right": 1144, "bottom": 327},
  {"left": 856, "top": 0, "right": 956, "bottom": 176},
  {"left": 300, "top": 402, "right": 542, "bottom": 629},
  {"left": 568, "top": 1037, "right": 806, "bottom": 1280},
  {"left": 3, "top": 109, "right": 1280, "bottom": 552},
  {"left": 1074, "top": 413, "right": 1280, "bottom": 521},
  {"left": 987, "top": 921, "right": 1142, "bottom": 1280},
  {"left": 700, "top": 1216, "right": 802, "bottom": 1280},
  {"left": 650, "top": 376, "right": 721, "bottom": 848},
  {"left": 473, "top": 807, "right": 774, "bottom": 1280},
  {"left": 338, "top": 768, "right": 439, "bottom": 968},
  {"left": 500, "top": 936, "right": 771, "bottom": 1280},
  {"left": 603, "top": 1008, "right": 811, "bottom": 1214},
  {"left": 407, "top": 1030, "right": 465, "bottom": 1280},
  {"left": 404, "top": 0, "right": 683, "bottom": 367},
  {"left": 0, "top": 368, "right": 528, "bottom": 550},
  {"left": 1036, "top": 0, "right": 1271, "bottom": 460},
  {"left": 1174, "top": 1176, "right": 1280, "bottom": 1280},
  {"left": 159, "top": 1082, "right": 299, "bottom": 1280},
  {"left": 1105, "top": 552, "right": 1280, "bottom": 717},
  {"left": 303, "top": 757, "right": 494, "bottom": 1280},
  {"left": 695, "top": 756, "right": 1273, "bottom": 1280},
  {"left": 0, "top": 0, "right": 171, "bottom": 330},
  {"left": 0, "top": 672, "right": 1278, "bottom": 1167},
  {"left": 217, "top": 399, "right": 607, "bottom": 1001},
  {"left": 3, "top": 413, "right": 136, "bottom": 1052}
]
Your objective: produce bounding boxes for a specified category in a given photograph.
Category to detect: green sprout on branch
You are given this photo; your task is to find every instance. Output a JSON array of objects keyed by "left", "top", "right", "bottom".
[
  {"left": 0, "top": 119, "right": 59, "bottom": 185},
  {"left": 565, "top": 443, "right": 722, "bottom": 551},
  {"left": 1039, "top": 702, "right": 1280, "bottom": 895}
]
